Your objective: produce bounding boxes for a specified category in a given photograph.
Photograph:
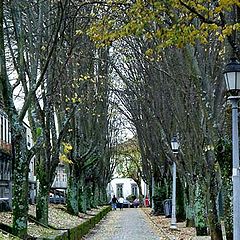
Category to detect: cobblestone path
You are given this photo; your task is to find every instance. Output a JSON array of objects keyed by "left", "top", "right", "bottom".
[{"left": 82, "top": 208, "right": 161, "bottom": 240}]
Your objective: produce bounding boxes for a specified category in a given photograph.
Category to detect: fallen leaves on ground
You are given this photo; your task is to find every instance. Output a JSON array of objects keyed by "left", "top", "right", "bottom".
[
  {"left": 142, "top": 208, "right": 196, "bottom": 240},
  {"left": 0, "top": 204, "right": 106, "bottom": 239},
  {"left": 0, "top": 231, "right": 19, "bottom": 240},
  {"left": 0, "top": 205, "right": 196, "bottom": 239}
]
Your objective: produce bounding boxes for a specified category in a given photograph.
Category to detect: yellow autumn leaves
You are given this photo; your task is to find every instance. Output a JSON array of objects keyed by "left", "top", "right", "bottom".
[
  {"left": 60, "top": 142, "right": 73, "bottom": 164},
  {"left": 84, "top": 0, "right": 240, "bottom": 53}
]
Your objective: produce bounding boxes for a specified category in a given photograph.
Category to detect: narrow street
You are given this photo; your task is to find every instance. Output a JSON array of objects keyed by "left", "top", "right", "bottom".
[{"left": 83, "top": 208, "right": 163, "bottom": 240}]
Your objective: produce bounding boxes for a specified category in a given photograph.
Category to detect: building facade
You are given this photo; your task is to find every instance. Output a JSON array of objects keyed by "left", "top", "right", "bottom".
[
  {"left": 0, "top": 109, "right": 67, "bottom": 209},
  {"left": 0, "top": 109, "right": 12, "bottom": 210},
  {"left": 107, "top": 177, "right": 149, "bottom": 201}
]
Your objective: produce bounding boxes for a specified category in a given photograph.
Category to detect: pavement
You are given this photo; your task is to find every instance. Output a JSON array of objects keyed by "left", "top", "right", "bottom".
[{"left": 82, "top": 208, "right": 162, "bottom": 240}]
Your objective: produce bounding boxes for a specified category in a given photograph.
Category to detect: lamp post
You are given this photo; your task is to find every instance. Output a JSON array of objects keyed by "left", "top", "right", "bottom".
[
  {"left": 170, "top": 136, "right": 179, "bottom": 229},
  {"left": 223, "top": 58, "right": 240, "bottom": 240}
]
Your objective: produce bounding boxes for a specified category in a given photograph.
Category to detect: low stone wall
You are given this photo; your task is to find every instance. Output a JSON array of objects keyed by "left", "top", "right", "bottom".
[
  {"left": 191, "top": 237, "right": 211, "bottom": 240},
  {"left": 43, "top": 206, "right": 111, "bottom": 240}
]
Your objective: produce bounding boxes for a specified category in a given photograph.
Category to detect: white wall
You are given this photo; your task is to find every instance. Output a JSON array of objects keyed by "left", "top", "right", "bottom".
[{"left": 108, "top": 177, "right": 149, "bottom": 199}]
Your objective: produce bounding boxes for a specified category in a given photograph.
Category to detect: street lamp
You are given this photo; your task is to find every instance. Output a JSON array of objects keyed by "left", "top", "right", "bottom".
[
  {"left": 223, "top": 58, "right": 240, "bottom": 240},
  {"left": 170, "top": 136, "right": 179, "bottom": 229}
]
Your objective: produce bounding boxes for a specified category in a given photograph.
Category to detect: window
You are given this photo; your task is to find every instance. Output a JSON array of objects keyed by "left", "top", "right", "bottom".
[
  {"left": 63, "top": 173, "right": 67, "bottom": 182},
  {"left": 0, "top": 116, "right": 3, "bottom": 142},
  {"left": 116, "top": 184, "right": 123, "bottom": 197},
  {"left": 62, "top": 169, "right": 67, "bottom": 182},
  {"left": 27, "top": 134, "right": 31, "bottom": 147},
  {"left": 7, "top": 120, "right": 11, "bottom": 144},
  {"left": 131, "top": 184, "right": 138, "bottom": 196},
  {"left": 56, "top": 173, "right": 60, "bottom": 182},
  {"left": 29, "top": 161, "right": 34, "bottom": 175},
  {"left": 0, "top": 161, "right": 2, "bottom": 180},
  {"left": 0, "top": 187, "right": 4, "bottom": 198},
  {"left": 4, "top": 119, "right": 7, "bottom": 142}
]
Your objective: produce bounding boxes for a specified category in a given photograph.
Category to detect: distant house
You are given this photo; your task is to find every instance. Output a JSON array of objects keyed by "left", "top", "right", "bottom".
[
  {"left": 50, "top": 163, "right": 67, "bottom": 201},
  {"left": 27, "top": 122, "right": 68, "bottom": 203},
  {"left": 107, "top": 177, "right": 148, "bottom": 201}
]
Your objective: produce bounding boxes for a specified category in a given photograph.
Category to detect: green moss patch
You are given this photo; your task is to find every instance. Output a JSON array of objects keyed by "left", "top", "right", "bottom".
[{"left": 30, "top": 205, "right": 111, "bottom": 239}]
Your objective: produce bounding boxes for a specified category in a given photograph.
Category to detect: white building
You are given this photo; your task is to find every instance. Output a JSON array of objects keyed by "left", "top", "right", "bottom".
[{"left": 107, "top": 177, "right": 149, "bottom": 201}]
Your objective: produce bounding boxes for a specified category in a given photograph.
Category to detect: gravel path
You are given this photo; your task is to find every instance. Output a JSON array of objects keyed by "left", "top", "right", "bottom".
[{"left": 82, "top": 208, "right": 162, "bottom": 240}]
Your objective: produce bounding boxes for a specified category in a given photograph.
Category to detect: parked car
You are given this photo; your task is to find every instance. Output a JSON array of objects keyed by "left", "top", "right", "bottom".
[
  {"left": 117, "top": 199, "right": 131, "bottom": 208},
  {"left": 0, "top": 198, "right": 10, "bottom": 211},
  {"left": 49, "top": 194, "right": 65, "bottom": 204}
]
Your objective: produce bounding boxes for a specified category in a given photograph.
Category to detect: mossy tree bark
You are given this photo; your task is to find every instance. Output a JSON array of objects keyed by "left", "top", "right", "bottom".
[
  {"left": 91, "top": 181, "right": 99, "bottom": 208},
  {"left": 194, "top": 179, "right": 208, "bottom": 236},
  {"left": 66, "top": 169, "right": 79, "bottom": 215},
  {"left": 184, "top": 183, "right": 195, "bottom": 227},
  {"left": 176, "top": 176, "right": 185, "bottom": 222},
  {"left": 221, "top": 181, "right": 232, "bottom": 239},
  {"left": 207, "top": 163, "right": 223, "bottom": 240},
  {"left": 85, "top": 182, "right": 92, "bottom": 210},
  {"left": 12, "top": 128, "right": 29, "bottom": 238},
  {"left": 97, "top": 183, "right": 107, "bottom": 205},
  {"left": 35, "top": 154, "right": 50, "bottom": 225},
  {"left": 216, "top": 138, "right": 233, "bottom": 238},
  {"left": 36, "top": 182, "right": 49, "bottom": 224},
  {"left": 152, "top": 178, "right": 169, "bottom": 215},
  {"left": 78, "top": 177, "right": 87, "bottom": 213}
]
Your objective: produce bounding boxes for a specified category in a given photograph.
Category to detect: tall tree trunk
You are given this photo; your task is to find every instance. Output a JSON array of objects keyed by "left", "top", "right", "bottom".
[
  {"left": 0, "top": 3, "right": 29, "bottom": 238},
  {"left": 78, "top": 176, "right": 87, "bottom": 213},
  {"left": 222, "top": 180, "right": 232, "bottom": 239},
  {"left": 194, "top": 180, "right": 208, "bottom": 236},
  {"left": 36, "top": 156, "right": 49, "bottom": 225},
  {"left": 91, "top": 181, "right": 99, "bottom": 208},
  {"left": 12, "top": 130, "right": 29, "bottom": 238},
  {"left": 98, "top": 184, "right": 107, "bottom": 205},
  {"left": 66, "top": 166, "right": 79, "bottom": 215},
  {"left": 176, "top": 177, "right": 185, "bottom": 221},
  {"left": 85, "top": 182, "right": 92, "bottom": 210},
  {"left": 207, "top": 169, "right": 223, "bottom": 240},
  {"left": 138, "top": 180, "right": 143, "bottom": 197},
  {"left": 184, "top": 183, "right": 195, "bottom": 227},
  {"left": 36, "top": 185, "right": 49, "bottom": 225}
]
